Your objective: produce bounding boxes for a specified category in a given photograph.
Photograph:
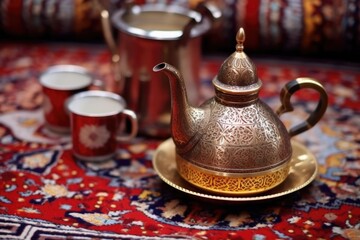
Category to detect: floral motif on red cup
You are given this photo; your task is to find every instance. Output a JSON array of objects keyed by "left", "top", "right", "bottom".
[{"left": 79, "top": 124, "right": 110, "bottom": 149}]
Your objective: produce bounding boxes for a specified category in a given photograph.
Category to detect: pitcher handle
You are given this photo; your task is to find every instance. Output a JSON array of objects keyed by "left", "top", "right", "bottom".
[
  {"left": 94, "top": 0, "right": 123, "bottom": 92},
  {"left": 276, "top": 77, "right": 328, "bottom": 137},
  {"left": 117, "top": 109, "right": 138, "bottom": 142},
  {"left": 195, "top": 1, "right": 222, "bottom": 22}
]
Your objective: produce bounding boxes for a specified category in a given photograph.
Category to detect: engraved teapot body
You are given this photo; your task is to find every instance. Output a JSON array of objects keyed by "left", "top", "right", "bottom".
[{"left": 153, "top": 28, "right": 328, "bottom": 195}]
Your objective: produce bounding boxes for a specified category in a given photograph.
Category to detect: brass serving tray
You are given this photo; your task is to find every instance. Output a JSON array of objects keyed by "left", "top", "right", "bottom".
[{"left": 153, "top": 138, "right": 318, "bottom": 202}]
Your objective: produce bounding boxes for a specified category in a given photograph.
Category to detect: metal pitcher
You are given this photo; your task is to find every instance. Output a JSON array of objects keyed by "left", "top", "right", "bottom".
[{"left": 96, "top": 1, "right": 220, "bottom": 137}]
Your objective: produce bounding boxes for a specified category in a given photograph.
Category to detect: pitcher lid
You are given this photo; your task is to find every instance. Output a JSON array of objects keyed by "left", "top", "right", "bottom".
[
  {"left": 112, "top": 4, "right": 211, "bottom": 40},
  {"left": 213, "top": 28, "right": 262, "bottom": 96}
]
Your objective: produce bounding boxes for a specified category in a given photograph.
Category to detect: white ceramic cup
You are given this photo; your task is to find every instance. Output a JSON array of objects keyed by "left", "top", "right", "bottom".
[{"left": 66, "top": 90, "right": 138, "bottom": 161}]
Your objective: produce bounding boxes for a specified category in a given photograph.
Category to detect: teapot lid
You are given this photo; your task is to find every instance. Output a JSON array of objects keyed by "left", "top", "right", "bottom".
[{"left": 213, "top": 28, "right": 262, "bottom": 98}]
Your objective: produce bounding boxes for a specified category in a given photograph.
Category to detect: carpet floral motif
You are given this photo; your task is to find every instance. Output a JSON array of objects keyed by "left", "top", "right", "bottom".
[{"left": 0, "top": 43, "right": 359, "bottom": 239}]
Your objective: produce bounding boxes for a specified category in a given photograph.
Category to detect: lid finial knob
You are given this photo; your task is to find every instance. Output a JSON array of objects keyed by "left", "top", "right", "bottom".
[
  {"left": 236, "top": 28, "right": 245, "bottom": 52},
  {"left": 213, "top": 27, "right": 261, "bottom": 94}
]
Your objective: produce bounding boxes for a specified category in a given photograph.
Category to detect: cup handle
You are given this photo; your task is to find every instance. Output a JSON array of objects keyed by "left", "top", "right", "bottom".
[
  {"left": 117, "top": 109, "right": 138, "bottom": 142},
  {"left": 94, "top": 0, "right": 123, "bottom": 92},
  {"left": 276, "top": 77, "right": 328, "bottom": 137}
]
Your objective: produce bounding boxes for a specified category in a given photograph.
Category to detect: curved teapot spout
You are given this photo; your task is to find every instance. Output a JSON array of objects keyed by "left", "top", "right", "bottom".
[{"left": 153, "top": 63, "right": 204, "bottom": 148}]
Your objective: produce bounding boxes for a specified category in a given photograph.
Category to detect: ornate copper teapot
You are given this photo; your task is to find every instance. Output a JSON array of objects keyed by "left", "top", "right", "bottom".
[{"left": 153, "top": 28, "right": 328, "bottom": 195}]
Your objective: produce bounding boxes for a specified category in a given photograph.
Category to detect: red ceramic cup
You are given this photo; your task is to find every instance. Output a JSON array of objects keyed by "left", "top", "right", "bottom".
[
  {"left": 66, "top": 90, "right": 138, "bottom": 161},
  {"left": 39, "top": 65, "right": 94, "bottom": 133}
]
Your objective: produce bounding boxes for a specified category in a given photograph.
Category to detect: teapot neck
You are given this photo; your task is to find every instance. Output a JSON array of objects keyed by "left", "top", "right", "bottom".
[
  {"left": 215, "top": 89, "right": 259, "bottom": 106},
  {"left": 212, "top": 77, "right": 262, "bottom": 106}
]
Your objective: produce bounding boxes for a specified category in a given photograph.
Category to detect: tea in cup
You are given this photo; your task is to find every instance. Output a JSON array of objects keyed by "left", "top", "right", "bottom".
[
  {"left": 39, "top": 65, "right": 93, "bottom": 133},
  {"left": 66, "top": 90, "right": 138, "bottom": 161}
]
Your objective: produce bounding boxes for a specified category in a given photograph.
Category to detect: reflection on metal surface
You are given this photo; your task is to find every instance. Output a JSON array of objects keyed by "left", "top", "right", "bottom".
[
  {"left": 153, "top": 138, "right": 318, "bottom": 202},
  {"left": 153, "top": 27, "right": 327, "bottom": 194},
  {"left": 298, "top": 154, "right": 309, "bottom": 161},
  {"left": 176, "top": 153, "right": 291, "bottom": 195},
  {"left": 97, "top": 2, "right": 219, "bottom": 137}
]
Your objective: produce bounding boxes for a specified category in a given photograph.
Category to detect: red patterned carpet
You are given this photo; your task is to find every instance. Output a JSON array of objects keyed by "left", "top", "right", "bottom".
[{"left": 0, "top": 42, "right": 359, "bottom": 239}]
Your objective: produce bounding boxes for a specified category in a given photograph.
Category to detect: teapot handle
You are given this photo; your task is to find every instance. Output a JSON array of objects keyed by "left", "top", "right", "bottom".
[
  {"left": 276, "top": 77, "right": 328, "bottom": 137},
  {"left": 94, "top": 0, "right": 123, "bottom": 92}
]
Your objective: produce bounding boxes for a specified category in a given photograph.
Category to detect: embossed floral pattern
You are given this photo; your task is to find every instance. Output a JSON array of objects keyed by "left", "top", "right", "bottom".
[{"left": 79, "top": 124, "right": 110, "bottom": 149}]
